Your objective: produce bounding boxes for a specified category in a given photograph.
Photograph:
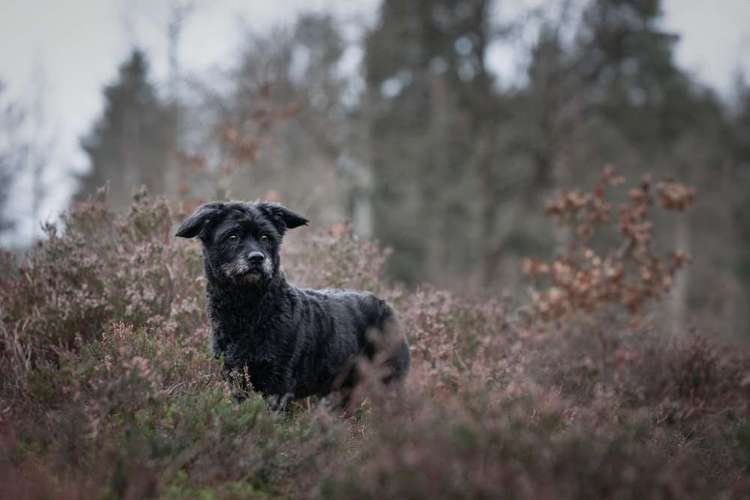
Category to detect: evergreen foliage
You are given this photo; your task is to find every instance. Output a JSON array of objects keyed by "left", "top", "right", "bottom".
[{"left": 79, "top": 50, "right": 176, "bottom": 211}]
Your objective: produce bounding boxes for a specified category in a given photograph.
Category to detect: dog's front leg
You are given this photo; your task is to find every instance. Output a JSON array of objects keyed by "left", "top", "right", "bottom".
[{"left": 267, "top": 392, "right": 294, "bottom": 412}]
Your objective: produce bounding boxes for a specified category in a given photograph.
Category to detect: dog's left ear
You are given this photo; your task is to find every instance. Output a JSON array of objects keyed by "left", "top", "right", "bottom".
[{"left": 256, "top": 202, "right": 308, "bottom": 233}]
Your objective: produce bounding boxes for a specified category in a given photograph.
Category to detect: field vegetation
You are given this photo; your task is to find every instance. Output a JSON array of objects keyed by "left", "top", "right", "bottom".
[{"left": 2, "top": 173, "right": 748, "bottom": 499}]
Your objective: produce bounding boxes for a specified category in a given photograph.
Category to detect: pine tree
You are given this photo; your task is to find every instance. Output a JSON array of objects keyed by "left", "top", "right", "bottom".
[
  {"left": 733, "top": 77, "right": 750, "bottom": 288},
  {"left": 365, "top": 0, "right": 498, "bottom": 284},
  {"left": 78, "top": 49, "right": 176, "bottom": 211},
  {"left": 570, "top": 0, "right": 745, "bottom": 332},
  {"left": 575, "top": 0, "right": 692, "bottom": 152},
  {"left": 0, "top": 83, "right": 23, "bottom": 236}
]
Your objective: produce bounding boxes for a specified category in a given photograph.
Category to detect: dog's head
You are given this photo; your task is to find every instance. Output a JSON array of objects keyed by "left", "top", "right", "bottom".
[{"left": 175, "top": 202, "right": 308, "bottom": 287}]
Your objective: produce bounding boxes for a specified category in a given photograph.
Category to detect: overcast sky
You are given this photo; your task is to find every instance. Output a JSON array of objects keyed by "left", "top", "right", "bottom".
[{"left": 0, "top": 0, "right": 749, "bottom": 241}]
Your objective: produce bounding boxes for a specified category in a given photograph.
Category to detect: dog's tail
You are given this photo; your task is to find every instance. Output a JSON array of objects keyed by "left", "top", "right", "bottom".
[{"left": 371, "top": 301, "right": 411, "bottom": 385}]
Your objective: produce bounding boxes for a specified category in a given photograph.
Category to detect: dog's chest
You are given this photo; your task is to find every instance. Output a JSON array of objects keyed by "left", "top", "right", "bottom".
[
  {"left": 211, "top": 304, "right": 294, "bottom": 371},
  {"left": 213, "top": 314, "right": 269, "bottom": 360}
]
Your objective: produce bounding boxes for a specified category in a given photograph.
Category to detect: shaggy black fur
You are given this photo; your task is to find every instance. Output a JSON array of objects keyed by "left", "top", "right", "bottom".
[{"left": 176, "top": 201, "right": 410, "bottom": 405}]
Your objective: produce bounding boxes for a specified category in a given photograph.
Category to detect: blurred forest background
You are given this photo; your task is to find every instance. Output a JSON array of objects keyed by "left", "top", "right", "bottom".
[{"left": 1, "top": 0, "right": 749, "bottom": 339}]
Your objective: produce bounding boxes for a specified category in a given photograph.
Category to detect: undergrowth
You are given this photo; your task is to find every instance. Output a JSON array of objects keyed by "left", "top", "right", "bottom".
[{"left": 1, "top": 179, "right": 749, "bottom": 499}]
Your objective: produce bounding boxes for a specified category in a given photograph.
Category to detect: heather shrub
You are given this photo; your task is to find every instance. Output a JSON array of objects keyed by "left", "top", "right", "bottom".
[
  {"left": 399, "top": 287, "right": 512, "bottom": 398},
  {"left": 283, "top": 223, "right": 391, "bottom": 294},
  {"left": 0, "top": 189, "right": 205, "bottom": 398},
  {"left": 0, "top": 191, "right": 386, "bottom": 498},
  {"left": 1, "top": 185, "right": 749, "bottom": 499},
  {"left": 322, "top": 393, "right": 731, "bottom": 500}
]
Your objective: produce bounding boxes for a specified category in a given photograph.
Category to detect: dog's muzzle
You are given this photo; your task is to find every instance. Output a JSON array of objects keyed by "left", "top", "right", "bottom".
[{"left": 221, "top": 256, "right": 272, "bottom": 284}]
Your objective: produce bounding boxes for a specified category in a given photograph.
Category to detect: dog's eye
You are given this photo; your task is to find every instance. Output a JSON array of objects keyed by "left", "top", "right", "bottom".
[
  {"left": 260, "top": 235, "right": 270, "bottom": 244},
  {"left": 227, "top": 234, "right": 239, "bottom": 242}
]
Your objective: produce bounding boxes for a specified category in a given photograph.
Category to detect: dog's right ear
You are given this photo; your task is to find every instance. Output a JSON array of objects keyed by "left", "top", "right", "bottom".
[{"left": 175, "top": 203, "right": 225, "bottom": 239}]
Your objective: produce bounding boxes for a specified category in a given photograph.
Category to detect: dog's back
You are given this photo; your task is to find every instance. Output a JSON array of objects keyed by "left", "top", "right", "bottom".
[{"left": 287, "top": 287, "right": 410, "bottom": 398}]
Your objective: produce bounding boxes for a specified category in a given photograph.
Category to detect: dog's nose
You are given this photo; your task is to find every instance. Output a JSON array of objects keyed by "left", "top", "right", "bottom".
[{"left": 248, "top": 251, "right": 265, "bottom": 265}]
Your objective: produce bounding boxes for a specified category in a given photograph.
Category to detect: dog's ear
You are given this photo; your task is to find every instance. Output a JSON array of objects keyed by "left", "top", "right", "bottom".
[
  {"left": 175, "top": 202, "right": 225, "bottom": 239},
  {"left": 256, "top": 202, "right": 308, "bottom": 233}
]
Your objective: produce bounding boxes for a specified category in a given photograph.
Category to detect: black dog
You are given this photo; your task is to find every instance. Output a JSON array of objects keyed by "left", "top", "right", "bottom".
[{"left": 176, "top": 201, "right": 410, "bottom": 406}]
